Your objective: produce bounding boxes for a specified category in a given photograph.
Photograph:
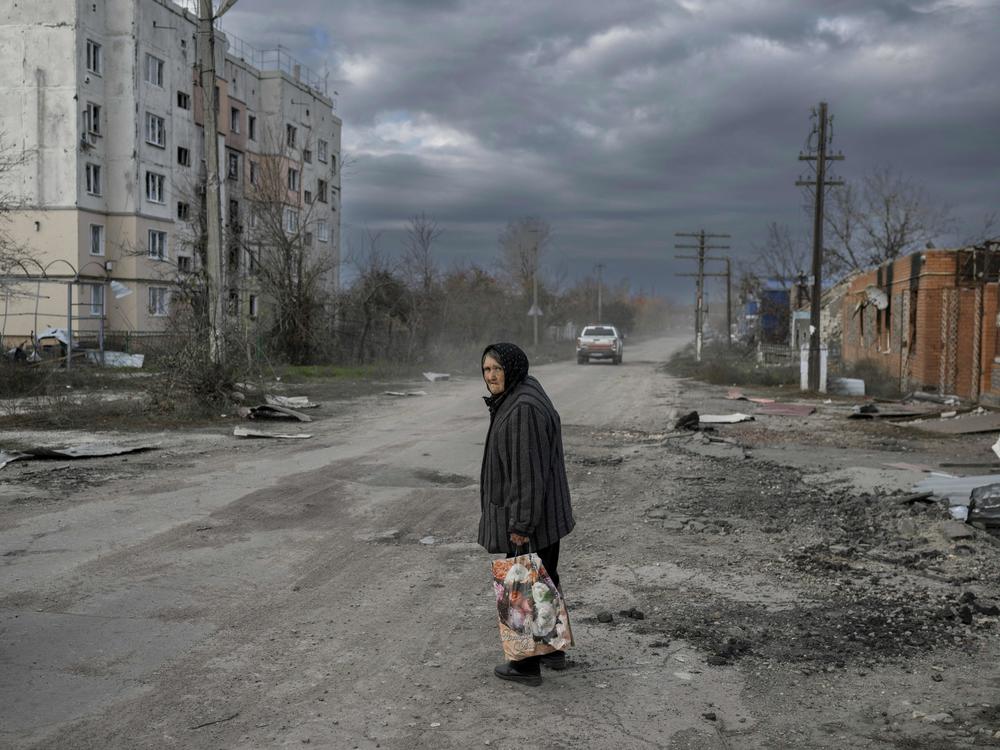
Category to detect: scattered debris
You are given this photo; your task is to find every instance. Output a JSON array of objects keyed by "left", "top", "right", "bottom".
[
  {"left": 911, "top": 391, "right": 961, "bottom": 405},
  {"left": 384, "top": 390, "right": 428, "bottom": 397},
  {"left": 596, "top": 610, "right": 615, "bottom": 623},
  {"left": 0, "top": 444, "right": 155, "bottom": 471},
  {"left": 895, "top": 491, "right": 935, "bottom": 505},
  {"left": 969, "top": 484, "right": 1000, "bottom": 527},
  {"left": 238, "top": 404, "right": 313, "bottom": 422},
  {"left": 618, "top": 607, "right": 645, "bottom": 620},
  {"left": 422, "top": 372, "right": 450, "bottom": 382},
  {"left": 698, "top": 413, "right": 755, "bottom": 424},
  {"left": 725, "top": 389, "right": 775, "bottom": 404},
  {"left": 233, "top": 427, "right": 313, "bottom": 440},
  {"left": 190, "top": 712, "right": 240, "bottom": 730},
  {"left": 913, "top": 473, "right": 996, "bottom": 505},
  {"left": 265, "top": 395, "right": 320, "bottom": 409},
  {"left": 882, "top": 462, "right": 935, "bottom": 473},
  {"left": 675, "top": 411, "right": 700, "bottom": 431},
  {"left": 755, "top": 403, "right": 816, "bottom": 417},
  {"left": 419, "top": 535, "right": 436, "bottom": 545}
]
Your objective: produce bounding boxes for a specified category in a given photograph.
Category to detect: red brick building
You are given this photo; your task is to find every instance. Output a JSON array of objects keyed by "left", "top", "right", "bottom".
[{"left": 841, "top": 245, "right": 1000, "bottom": 402}]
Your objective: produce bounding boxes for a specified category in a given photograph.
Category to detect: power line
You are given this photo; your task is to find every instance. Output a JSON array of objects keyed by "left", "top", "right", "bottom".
[{"left": 674, "top": 230, "right": 730, "bottom": 361}]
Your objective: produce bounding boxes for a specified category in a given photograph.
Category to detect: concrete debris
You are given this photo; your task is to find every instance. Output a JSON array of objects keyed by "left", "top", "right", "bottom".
[
  {"left": 233, "top": 426, "right": 313, "bottom": 439},
  {"left": 384, "top": 390, "right": 428, "bottom": 397},
  {"left": 265, "top": 395, "right": 320, "bottom": 409},
  {"left": 969, "top": 483, "right": 1000, "bottom": 526},
  {"left": 419, "top": 536, "right": 436, "bottom": 545},
  {"left": 698, "top": 413, "right": 755, "bottom": 424},
  {"left": 422, "top": 372, "right": 450, "bottom": 382},
  {"left": 238, "top": 404, "right": 313, "bottom": 422},
  {"left": 755, "top": 403, "right": 816, "bottom": 417},
  {"left": 0, "top": 444, "right": 155, "bottom": 471},
  {"left": 675, "top": 411, "right": 700, "bottom": 431}
]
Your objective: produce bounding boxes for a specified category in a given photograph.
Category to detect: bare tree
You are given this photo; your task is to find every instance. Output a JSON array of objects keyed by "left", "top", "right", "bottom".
[
  {"left": 497, "top": 216, "right": 551, "bottom": 293},
  {"left": 402, "top": 213, "right": 442, "bottom": 294},
  {"left": 824, "top": 164, "right": 955, "bottom": 278},
  {"left": 242, "top": 128, "right": 334, "bottom": 364},
  {"left": 752, "top": 222, "right": 808, "bottom": 289}
]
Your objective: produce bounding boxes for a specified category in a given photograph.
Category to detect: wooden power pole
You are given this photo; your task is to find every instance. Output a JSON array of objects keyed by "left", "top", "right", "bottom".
[
  {"left": 675, "top": 230, "right": 730, "bottom": 361},
  {"left": 796, "top": 101, "right": 844, "bottom": 391}
]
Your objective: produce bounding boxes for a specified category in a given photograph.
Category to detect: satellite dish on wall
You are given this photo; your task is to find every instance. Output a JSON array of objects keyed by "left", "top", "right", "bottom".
[{"left": 864, "top": 285, "right": 889, "bottom": 310}]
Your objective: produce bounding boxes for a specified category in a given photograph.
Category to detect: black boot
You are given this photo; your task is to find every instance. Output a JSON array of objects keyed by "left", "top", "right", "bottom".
[
  {"left": 494, "top": 661, "right": 542, "bottom": 686},
  {"left": 540, "top": 651, "right": 567, "bottom": 670}
]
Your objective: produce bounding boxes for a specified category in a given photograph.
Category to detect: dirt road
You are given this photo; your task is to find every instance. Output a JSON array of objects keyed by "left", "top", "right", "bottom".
[{"left": 2, "top": 336, "right": 999, "bottom": 749}]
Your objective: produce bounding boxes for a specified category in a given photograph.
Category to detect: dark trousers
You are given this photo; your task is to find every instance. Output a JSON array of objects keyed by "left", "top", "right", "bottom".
[{"left": 505, "top": 541, "right": 561, "bottom": 673}]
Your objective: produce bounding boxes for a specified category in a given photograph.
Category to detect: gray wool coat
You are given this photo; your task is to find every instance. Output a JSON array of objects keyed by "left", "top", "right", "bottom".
[{"left": 478, "top": 375, "right": 576, "bottom": 554}]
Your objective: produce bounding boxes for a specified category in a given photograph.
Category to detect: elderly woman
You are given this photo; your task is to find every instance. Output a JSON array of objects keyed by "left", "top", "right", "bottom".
[{"left": 478, "top": 342, "right": 576, "bottom": 686}]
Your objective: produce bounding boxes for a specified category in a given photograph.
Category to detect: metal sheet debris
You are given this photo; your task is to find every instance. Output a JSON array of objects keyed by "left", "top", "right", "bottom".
[
  {"left": 882, "top": 462, "right": 935, "bottom": 472},
  {"left": 913, "top": 473, "right": 1000, "bottom": 505},
  {"left": 698, "top": 413, "right": 755, "bottom": 424},
  {"left": 969, "top": 483, "right": 1000, "bottom": 526},
  {"left": 754, "top": 403, "right": 816, "bottom": 417},
  {"left": 0, "top": 444, "right": 155, "bottom": 471},
  {"left": 422, "top": 372, "right": 450, "bottom": 382},
  {"left": 238, "top": 404, "right": 313, "bottom": 422},
  {"left": 265, "top": 395, "right": 319, "bottom": 409},
  {"left": 233, "top": 427, "right": 312, "bottom": 439},
  {"left": 384, "top": 390, "right": 428, "bottom": 397},
  {"left": 909, "top": 412, "right": 1000, "bottom": 435}
]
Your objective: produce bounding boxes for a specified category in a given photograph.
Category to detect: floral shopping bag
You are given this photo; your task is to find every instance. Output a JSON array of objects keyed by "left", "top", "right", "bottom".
[{"left": 491, "top": 553, "right": 574, "bottom": 661}]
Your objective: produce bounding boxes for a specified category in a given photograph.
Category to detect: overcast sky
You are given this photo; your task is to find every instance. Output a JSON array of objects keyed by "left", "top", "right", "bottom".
[{"left": 223, "top": 0, "right": 1000, "bottom": 298}]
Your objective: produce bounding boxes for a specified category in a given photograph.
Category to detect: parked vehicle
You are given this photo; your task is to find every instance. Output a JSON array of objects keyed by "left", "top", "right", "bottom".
[{"left": 576, "top": 324, "right": 623, "bottom": 365}]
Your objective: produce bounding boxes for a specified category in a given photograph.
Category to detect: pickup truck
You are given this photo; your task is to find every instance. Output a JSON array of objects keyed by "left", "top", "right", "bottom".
[{"left": 576, "top": 324, "right": 623, "bottom": 365}]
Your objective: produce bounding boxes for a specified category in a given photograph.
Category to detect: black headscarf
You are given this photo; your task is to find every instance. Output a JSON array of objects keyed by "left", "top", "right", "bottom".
[{"left": 481, "top": 342, "right": 529, "bottom": 413}]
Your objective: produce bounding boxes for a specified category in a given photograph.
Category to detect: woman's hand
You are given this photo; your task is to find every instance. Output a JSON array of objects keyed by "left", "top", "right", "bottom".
[{"left": 510, "top": 533, "right": 530, "bottom": 546}]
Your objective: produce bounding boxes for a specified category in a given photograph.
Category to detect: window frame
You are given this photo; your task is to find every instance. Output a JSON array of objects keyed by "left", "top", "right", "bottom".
[
  {"left": 86, "top": 39, "right": 102, "bottom": 75},
  {"left": 89, "top": 223, "right": 105, "bottom": 256},
  {"left": 89, "top": 283, "right": 105, "bottom": 316},
  {"left": 145, "top": 171, "right": 166, "bottom": 204},
  {"left": 230, "top": 107, "right": 240, "bottom": 133},
  {"left": 144, "top": 53, "right": 164, "bottom": 87},
  {"left": 85, "top": 162, "right": 102, "bottom": 196},
  {"left": 248, "top": 115, "right": 257, "bottom": 141},
  {"left": 147, "top": 228, "right": 168, "bottom": 260},
  {"left": 283, "top": 206, "right": 299, "bottom": 233},
  {"left": 287, "top": 167, "right": 299, "bottom": 192},
  {"left": 317, "top": 219, "right": 329, "bottom": 243},
  {"left": 286, "top": 123, "right": 297, "bottom": 148},
  {"left": 177, "top": 91, "right": 191, "bottom": 110},
  {"left": 148, "top": 286, "right": 170, "bottom": 317},
  {"left": 317, "top": 139, "right": 328, "bottom": 163},
  {"left": 84, "top": 102, "right": 102, "bottom": 136},
  {"left": 145, "top": 112, "right": 166, "bottom": 148}
]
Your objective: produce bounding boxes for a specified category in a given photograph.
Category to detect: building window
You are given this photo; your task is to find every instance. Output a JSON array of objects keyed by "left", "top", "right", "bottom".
[
  {"left": 287, "top": 167, "right": 299, "bottom": 191},
  {"left": 317, "top": 219, "right": 329, "bottom": 243},
  {"left": 177, "top": 91, "right": 191, "bottom": 109},
  {"left": 177, "top": 255, "right": 192, "bottom": 273},
  {"left": 144, "top": 54, "right": 164, "bottom": 87},
  {"left": 248, "top": 210, "right": 257, "bottom": 229},
  {"left": 83, "top": 102, "right": 101, "bottom": 136},
  {"left": 303, "top": 149, "right": 312, "bottom": 164},
  {"left": 177, "top": 146, "right": 190, "bottom": 166},
  {"left": 89, "top": 224, "right": 105, "bottom": 256},
  {"left": 148, "top": 229, "right": 168, "bottom": 260},
  {"left": 230, "top": 107, "right": 240, "bottom": 133},
  {"left": 283, "top": 206, "right": 298, "bottom": 233},
  {"left": 145, "top": 112, "right": 166, "bottom": 147},
  {"left": 227, "top": 150, "right": 241, "bottom": 181},
  {"left": 90, "top": 284, "right": 105, "bottom": 316},
  {"left": 228, "top": 199, "right": 240, "bottom": 226},
  {"left": 145, "top": 171, "right": 166, "bottom": 203},
  {"left": 317, "top": 139, "right": 328, "bottom": 163},
  {"left": 286, "top": 124, "right": 296, "bottom": 148},
  {"left": 86, "top": 39, "right": 102, "bottom": 75},
  {"left": 228, "top": 290, "right": 240, "bottom": 315},
  {"left": 148, "top": 286, "right": 169, "bottom": 316},
  {"left": 317, "top": 179, "right": 327, "bottom": 203},
  {"left": 303, "top": 231, "right": 313, "bottom": 246},
  {"left": 248, "top": 115, "right": 256, "bottom": 140},
  {"left": 331, "top": 154, "right": 337, "bottom": 175},
  {"left": 304, "top": 190, "right": 312, "bottom": 205},
  {"left": 249, "top": 161, "right": 258, "bottom": 185},
  {"left": 249, "top": 294, "right": 258, "bottom": 318},
  {"left": 85, "top": 163, "right": 102, "bottom": 195},
  {"left": 177, "top": 201, "right": 190, "bottom": 220}
]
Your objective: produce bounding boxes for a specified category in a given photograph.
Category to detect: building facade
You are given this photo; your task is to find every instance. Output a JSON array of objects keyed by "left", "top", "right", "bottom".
[
  {"left": 0, "top": 0, "right": 341, "bottom": 347},
  {"left": 841, "top": 246, "right": 1000, "bottom": 402}
]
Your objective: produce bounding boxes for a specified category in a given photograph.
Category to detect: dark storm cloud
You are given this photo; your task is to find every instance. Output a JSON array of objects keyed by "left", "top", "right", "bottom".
[{"left": 223, "top": 0, "right": 1000, "bottom": 294}]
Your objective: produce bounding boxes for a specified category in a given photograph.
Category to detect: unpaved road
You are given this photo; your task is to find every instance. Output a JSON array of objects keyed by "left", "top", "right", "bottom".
[{"left": 3, "top": 336, "right": 1000, "bottom": 749}]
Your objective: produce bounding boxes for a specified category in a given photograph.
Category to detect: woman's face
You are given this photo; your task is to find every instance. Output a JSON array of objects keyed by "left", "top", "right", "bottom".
[{"left": 482, "top": 355, "right": 506, "bottom": 396}]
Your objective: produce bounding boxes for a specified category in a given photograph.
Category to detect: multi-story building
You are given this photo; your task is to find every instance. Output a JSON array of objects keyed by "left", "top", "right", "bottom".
[{"left": 0, "top": 0, "right": 341, "bottom": 348}]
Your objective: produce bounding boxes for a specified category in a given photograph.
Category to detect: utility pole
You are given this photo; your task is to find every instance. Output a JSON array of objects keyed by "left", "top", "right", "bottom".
[
  {"left": 595, "top": 263, "right": 605, "bottom": 321},
  {"left": 796, "top": 101, "right": 844, "bottom": 391},
  {"left": 197, "top": 0, "right": 240, "bottom": 366},
  {"left": 675, "top": 230, "right": 730, "bottom": 361}
]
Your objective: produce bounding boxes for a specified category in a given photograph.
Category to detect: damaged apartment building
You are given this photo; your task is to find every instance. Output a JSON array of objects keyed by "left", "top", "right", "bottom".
[
  {"left": 0, "top": 0, "right": 341, "bottom": 349},
  {"left": 841, "top": 243, "right": 1000, "bottom": 403}
]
